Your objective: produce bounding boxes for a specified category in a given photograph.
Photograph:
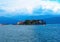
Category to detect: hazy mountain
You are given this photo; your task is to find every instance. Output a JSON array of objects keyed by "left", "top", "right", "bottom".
[
  {"left": 0, "top": 15, "right": 60, "bottom": 24},
  {"left": 43, "top": 16, "right": 60, "bottom": 24},
  {"left": 0, "top": 16, "right": 18, "bottom": 24}
]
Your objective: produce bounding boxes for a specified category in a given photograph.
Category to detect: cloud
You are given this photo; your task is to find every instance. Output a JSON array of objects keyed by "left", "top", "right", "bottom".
[{"left": 0, "top": 0, "right": 60, "bottom": 15}]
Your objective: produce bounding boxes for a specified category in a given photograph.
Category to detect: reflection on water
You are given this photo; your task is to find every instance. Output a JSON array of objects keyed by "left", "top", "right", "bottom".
[{"left": 0, "top": 24, "right": 60, "bottom": 42}]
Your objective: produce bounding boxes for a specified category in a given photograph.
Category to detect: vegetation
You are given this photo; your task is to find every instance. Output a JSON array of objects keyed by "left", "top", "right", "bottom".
[{"left": 17, "top": 20, "right": 46, "bottom": 25}]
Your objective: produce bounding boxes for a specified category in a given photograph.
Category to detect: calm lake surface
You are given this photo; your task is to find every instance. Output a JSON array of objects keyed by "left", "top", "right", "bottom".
[{"left": 0, "top": 24, "right": 60, "bottom": 42}]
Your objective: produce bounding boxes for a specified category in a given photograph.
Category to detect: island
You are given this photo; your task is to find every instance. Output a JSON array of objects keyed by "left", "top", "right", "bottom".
[{"left": 17, "top": 20, "right": 46, "bottom": 25}]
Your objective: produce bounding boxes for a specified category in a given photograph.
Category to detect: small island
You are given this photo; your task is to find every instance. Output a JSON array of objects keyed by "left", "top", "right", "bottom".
[{"left": 17, "top": 20, "right": 46, "bottom": 25}]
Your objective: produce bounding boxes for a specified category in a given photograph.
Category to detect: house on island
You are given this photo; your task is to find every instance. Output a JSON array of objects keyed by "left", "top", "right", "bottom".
[{"left": 17, "top": 20, "right": 46, "bottom": 25}]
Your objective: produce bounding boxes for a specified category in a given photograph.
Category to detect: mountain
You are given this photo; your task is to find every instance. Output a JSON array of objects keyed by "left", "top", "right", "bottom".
[
  {"left": 0, "top": 16, "right": 18, "bottom": 24},
  {"left": 43, "top": 16, "right": 60, "bottom": 24},
  {"left": 0, "top": 15, "right": 60, "bottom": 24}
]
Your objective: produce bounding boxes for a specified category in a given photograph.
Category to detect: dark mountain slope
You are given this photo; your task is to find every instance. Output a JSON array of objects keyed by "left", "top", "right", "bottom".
[{"left": 44, "top": 16, "right": 60, "bottom": 24}]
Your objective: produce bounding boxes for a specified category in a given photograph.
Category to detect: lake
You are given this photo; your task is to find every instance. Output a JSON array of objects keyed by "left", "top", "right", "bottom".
[{"left": 0, "top": 24, "right": 60, "bottom": 42}]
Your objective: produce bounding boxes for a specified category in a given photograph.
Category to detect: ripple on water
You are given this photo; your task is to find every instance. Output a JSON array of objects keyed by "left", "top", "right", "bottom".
[{"left": 0, "top": 24, "right": 60, "bottom": 42}]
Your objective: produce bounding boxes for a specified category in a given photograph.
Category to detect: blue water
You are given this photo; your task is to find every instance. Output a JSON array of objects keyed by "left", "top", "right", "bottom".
[{"left": 0, "top": 24, "right": 60, "bottom": 42}]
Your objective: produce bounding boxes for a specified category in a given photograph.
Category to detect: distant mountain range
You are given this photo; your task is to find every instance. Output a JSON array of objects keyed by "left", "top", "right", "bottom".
[
  {"left": 0, "top": 15, "right": 60, "bottom": 24},
  {"left": 0, "top": 16, "right": 18, "bottom": 24},
  {"left": 43, "top": 16, "right": 60, "bottom": 24}
]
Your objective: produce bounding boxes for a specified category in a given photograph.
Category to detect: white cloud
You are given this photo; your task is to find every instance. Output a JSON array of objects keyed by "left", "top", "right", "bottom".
[{"left": 0, "top": 0, "right": 60, "bottom": 15}]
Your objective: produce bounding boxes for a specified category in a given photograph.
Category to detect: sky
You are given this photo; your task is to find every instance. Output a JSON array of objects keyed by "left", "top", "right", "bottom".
[{"left": 0, "top": 0, "right": 60, "bottom": 16}]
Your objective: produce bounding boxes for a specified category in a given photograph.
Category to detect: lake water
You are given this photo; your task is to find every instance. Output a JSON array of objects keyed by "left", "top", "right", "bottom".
[{"left": 0, "top": 24, "right": 60, "bottom": 42}]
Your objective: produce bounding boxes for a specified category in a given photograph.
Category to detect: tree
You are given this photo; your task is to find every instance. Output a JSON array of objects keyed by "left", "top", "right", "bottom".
[{"left": 24, "top": 20, "right": 31, "bottom": 25}]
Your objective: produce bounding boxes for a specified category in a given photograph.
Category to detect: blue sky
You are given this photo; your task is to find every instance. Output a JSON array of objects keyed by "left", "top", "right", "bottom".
[{"left": 0, "top": 0, "right": 60, "bottom": 16}]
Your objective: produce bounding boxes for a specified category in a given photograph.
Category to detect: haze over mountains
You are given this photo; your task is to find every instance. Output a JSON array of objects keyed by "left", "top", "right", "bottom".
[
  {"left": 0, "top": 9, "right": 60, "bottom": 24},
  {"left": 0, "top": 15, "right": 60, "bottom": 24}
]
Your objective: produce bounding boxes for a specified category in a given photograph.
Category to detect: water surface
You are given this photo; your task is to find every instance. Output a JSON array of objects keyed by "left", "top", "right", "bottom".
[{"left": 0, "top": 24, "right": 60, "bottom": 42}]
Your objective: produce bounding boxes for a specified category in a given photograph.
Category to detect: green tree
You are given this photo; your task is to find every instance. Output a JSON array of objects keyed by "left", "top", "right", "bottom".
[{"left": 25, "top": 20, "right": 31, "bottom": 25}]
